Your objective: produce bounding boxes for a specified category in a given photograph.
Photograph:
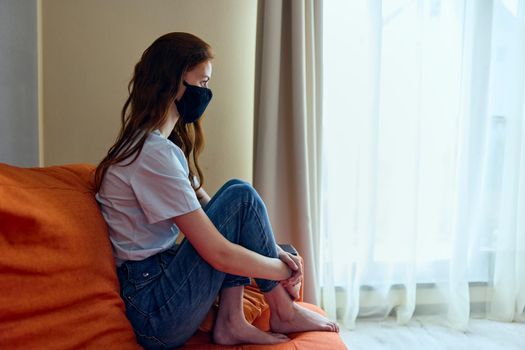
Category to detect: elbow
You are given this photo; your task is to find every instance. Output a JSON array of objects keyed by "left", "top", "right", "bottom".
[
  {"left": 209, "top": 255, "right": 226, "bottom": 272},
  {"left": 207, "top": 242, "right": 232, "bottom": 273},
  {"left": 212, "top": 260, "right": 226, "bottom": 273}
]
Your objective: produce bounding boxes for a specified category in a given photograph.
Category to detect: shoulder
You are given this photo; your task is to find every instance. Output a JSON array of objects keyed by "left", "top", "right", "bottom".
[
  {"left": 131, "top": 132, "right": 188, "bottom": 175},
  {"left": 142, "top": 132, "right": 183, "bottom": 161}
]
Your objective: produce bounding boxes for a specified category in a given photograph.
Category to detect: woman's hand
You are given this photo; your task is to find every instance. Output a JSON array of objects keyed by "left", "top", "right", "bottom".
[{"left": 277, "top": 247, "right": 303, "bottom": 300}]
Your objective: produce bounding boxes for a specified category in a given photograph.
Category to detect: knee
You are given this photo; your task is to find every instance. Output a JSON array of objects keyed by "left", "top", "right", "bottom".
[
  {"left": 224, "top": 182, "right": 263, "bottom": 206},
  {"left": 223, "top": 178, "right": 249, "bottom": 188}
]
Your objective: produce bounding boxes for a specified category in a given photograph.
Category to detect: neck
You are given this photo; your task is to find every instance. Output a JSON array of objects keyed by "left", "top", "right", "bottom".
[{"left": 159, "top": 103, "right": 180, "bottom": 138}]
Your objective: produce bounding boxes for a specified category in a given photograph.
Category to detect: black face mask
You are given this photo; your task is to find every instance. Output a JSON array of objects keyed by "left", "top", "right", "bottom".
[{"left": 175, "top": 81, "right": 213, "bottom": 124}]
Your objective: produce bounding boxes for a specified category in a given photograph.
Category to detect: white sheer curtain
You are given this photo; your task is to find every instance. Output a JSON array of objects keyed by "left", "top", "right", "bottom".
[{"left": 321, "top": 0, "right": 525, "bottom": 330}]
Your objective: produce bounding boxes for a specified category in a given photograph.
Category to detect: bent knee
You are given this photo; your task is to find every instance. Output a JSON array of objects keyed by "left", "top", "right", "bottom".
[
  {"left": 223, "top": 178, "right": 249, "bottom": 188},
  {"left": 224, "top": 182, "right": 262, "bottom": 205}
]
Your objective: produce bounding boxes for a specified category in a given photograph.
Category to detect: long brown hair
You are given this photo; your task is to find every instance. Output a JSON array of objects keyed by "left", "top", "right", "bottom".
[{"left": 94, "top": 32, "right": 213, "bottom": 192}]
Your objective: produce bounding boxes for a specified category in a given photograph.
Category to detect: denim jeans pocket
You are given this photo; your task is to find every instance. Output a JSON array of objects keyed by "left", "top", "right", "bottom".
[{"left": 125, "top": 254, "right": 164, "bottom": 292}]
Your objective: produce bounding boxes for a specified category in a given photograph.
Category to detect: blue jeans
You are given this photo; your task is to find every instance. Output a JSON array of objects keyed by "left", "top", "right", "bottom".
[{"left": 116, "top": 179, "right": 280, "bottom": 349}]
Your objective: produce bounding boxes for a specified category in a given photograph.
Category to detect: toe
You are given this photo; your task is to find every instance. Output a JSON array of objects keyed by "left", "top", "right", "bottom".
[
  {"left": 270, "top": 332, "right": 289, "bottom": 341},
  {"left": 273, "top": 333, "right": 288, "bottom": 339},
  {"left": 322, "top": 323, "right": 333, "bottom": 331}
]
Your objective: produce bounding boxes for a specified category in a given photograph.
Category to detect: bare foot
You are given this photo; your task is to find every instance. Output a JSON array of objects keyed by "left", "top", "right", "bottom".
[
  {"left": 270, "top": 302, "right": 340, "bottom": 334},
  {"left": 213, "top": 317, "right": 289, "bottom": 346}
]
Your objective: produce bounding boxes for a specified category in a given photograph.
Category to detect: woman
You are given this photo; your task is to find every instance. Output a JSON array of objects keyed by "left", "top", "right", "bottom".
[{"left": 95, "top": 32, "right": 338, "bottom": 350}]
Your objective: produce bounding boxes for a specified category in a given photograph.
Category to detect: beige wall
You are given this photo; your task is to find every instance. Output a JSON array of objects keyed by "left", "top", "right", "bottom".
[{"left": 40, "top": 0, "right": 257, "bottom": 195}]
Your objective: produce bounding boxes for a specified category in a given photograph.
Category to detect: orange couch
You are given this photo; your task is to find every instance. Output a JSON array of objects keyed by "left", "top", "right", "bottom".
[{"left": 0, "top": 163, "right": 347, "bottom": 350}]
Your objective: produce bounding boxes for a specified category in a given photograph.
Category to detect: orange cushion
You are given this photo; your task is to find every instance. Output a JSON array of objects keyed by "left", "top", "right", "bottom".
[
  {"left": 0, "top": 163, "right": 343, "bottom": 350},
  {"left": 0, "top": 163, "right": 141, "bottom": 349}
]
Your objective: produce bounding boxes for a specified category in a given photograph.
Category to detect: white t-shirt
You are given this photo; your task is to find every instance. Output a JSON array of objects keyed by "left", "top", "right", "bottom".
[{"left": 95, "top": 129, "right": 201, "bottom": 267}]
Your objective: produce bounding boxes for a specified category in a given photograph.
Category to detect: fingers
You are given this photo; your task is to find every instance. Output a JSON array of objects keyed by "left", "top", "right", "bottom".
[
  {"left": 279, "top": 253, "right": 304, "bottom": 288},
  {"left": 280, "top": 277, "right": 299, "bottom": 288},
  {"left": 280, "top": 253, "right": 298, "bottom": 271},
  {"left": 287, "top": 274, "right": 301, "bottom": 286},
  {"left": 281, "top": 274, "right": 302, "bottom": 291},
  {"left": 282, "top": 270, "right": 302, "bottom": 287},
  {"left": 282, "top": 272, "right": 299, "bottom": 286},
  {"left": 286, "top": 264, "right": 303, "bottom": 286},
  {"left": 289, "top": 254, "right": 303, "bottom": 275}
]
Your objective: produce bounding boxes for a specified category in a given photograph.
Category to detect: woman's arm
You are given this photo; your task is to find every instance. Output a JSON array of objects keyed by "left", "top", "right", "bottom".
[{"left": 173, "top": 208, "right": 292, "bottom": 281}]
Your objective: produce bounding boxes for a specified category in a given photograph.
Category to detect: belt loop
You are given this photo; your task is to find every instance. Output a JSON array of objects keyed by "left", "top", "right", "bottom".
[{"left": 157, "top": 251, "right": 166, "bottom": 269}]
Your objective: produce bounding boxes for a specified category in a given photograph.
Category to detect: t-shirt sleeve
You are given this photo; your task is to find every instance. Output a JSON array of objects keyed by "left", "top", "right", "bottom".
[{"left": 130, "top": 144, "right": 201, "bottom": 224}]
